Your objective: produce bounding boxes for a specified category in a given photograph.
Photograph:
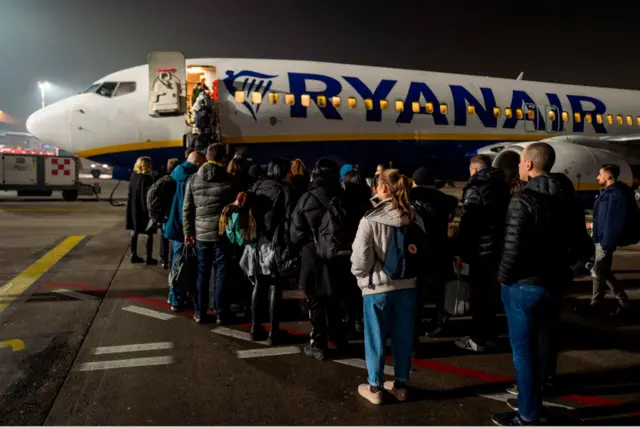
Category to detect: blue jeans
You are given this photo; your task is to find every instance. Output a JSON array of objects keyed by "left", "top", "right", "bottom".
[
  {"left": 195, "top": 239, "right": 230, "bottom": 318},
  {"left": 363, "top": 288, "right": 416, "bottom": 387},
  {"left": 168, "top": 241, "right": 186, "bottom": 307},
  {"left": 501, "top": 283, "right": 555, "bottom": 422}
]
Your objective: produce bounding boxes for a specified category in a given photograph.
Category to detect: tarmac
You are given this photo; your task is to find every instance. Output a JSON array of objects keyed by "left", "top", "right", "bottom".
[{"left": 0, "top": 179, "right": 638, "bottom": 425}]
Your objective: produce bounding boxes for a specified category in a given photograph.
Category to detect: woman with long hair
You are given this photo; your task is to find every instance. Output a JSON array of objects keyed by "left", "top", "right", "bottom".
[
  {"left": 350, "top": 169, "right": 423, "bottom": 405},
  {"left": 126, "top": 156, "right": 156, "bottom": 264},
  {"left": 288, "top": 158, "right": 309, "bottom": 197}
]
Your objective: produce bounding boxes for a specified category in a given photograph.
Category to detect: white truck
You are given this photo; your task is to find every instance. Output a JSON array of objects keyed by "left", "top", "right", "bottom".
[{"left": 0, "top": 150, "right": 100, "bottom": 201}]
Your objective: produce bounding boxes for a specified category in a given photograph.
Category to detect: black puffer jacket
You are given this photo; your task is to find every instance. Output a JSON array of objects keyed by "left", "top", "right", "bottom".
[
  {"left": 457, "top": 167, "right": 511, "bottom": 263},
  {"left": 183, "top": 162, "right": 236, "bottom": 242},
  {"left": 498, "top": 173, "right": 577, "bottom": 286},
  {"left": 251, "top": 179, "right": 296, "bottom": 243}
]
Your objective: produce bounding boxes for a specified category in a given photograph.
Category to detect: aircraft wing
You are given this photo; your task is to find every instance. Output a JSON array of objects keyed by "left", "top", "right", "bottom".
[{"left": 541, "top": 134, "right": 640, "bottom": 162}]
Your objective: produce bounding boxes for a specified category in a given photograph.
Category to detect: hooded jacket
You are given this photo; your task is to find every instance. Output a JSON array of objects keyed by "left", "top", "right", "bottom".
[
  {"left": 164, "top": 161, "right": 199, "bottom": 241},
  {"left": 457, "top": 167, "right": 511, "bottom": 263},
  {"left": 350, "top": 198, "right": 424, "bottom": 296},
  {"left": 183, "top": 162, "right": 236, "bottom": 242},
  {"left": 498, "top": 173, "right": 577, "bottom": 287}
]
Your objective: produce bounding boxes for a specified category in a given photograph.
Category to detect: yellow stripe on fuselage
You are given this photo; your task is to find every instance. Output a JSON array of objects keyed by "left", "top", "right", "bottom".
[{"left": 74, "top": 132, "right": 546, "bottom": 158}]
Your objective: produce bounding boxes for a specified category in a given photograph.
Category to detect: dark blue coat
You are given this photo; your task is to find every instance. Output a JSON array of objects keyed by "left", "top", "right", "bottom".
[
  {"left": 593, "top": 182, "right": 628, "bottom": 252},
  {"left": 164, "top": 161, "right": 199, "bottom": 242}
]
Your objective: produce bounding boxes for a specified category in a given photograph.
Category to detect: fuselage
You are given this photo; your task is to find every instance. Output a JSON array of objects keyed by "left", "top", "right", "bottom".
[{"left": 25, "top": 57, "right": 640, "bottom": 181}]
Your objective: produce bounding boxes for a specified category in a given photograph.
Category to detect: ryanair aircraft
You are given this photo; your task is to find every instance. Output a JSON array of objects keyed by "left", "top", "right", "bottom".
[{"left": 26, "top": 51, "right": 640, "bottom": 200}]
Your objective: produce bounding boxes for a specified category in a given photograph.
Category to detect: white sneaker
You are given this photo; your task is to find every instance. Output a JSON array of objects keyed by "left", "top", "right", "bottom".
[{"left": 454, "top": 336, "right": 486, "bottom": 352}]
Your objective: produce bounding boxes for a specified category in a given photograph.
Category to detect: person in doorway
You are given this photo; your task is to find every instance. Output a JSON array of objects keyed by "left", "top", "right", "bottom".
[
  {"left": 164, "top": 151, "right": 206, "bottom": 310},
  {"left": 493, "top": 143, "right": 577, "bottom": 426},
  {"left": 191, "top": 75, "right": 208, "bottom": 106},
  {"left": 455, "top": 154, "right": 510, "bottom": 352},
  {"left": 126, "top": 156, "right": 156, "bottom": 265},
  {"left": 351, "top": 169, "right": 424, "bottom": 405},
  {"left": 590, "top": 164, "right": 632, "bottom": 315},
  {"left": 183, "top": 143, "right": 236, "bottom": 324}
]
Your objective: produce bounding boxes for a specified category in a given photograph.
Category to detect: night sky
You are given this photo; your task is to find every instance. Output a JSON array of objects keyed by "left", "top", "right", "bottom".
[{"left": 0, "top": 0, "right": 636, "bottom": 130}]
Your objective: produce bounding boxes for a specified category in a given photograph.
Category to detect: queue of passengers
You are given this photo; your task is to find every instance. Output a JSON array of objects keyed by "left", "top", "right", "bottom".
[{"left": 125, "top": 142, "right": 638, "bottom": 426}]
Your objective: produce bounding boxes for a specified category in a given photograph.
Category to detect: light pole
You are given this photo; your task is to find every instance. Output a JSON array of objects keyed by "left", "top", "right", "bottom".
[{"left": 38, "top": 81, "right": 50, "bottom": 109}]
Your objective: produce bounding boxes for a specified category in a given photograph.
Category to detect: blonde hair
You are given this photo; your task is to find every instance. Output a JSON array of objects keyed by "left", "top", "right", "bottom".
[
  {"left": 133, "top": 156, "right": 152, "bottom": 175},
  {"left": 379, "top": 169, "right": 411, "bottom": 215},
  {"left": 290, "top": 158, "right": 306, "bottom": 177}
]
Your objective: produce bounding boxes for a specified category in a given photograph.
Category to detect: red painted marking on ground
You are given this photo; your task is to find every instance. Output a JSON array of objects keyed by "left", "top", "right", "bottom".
[{"left": 42, "top": 282, "right": 637, "bottom": 415}]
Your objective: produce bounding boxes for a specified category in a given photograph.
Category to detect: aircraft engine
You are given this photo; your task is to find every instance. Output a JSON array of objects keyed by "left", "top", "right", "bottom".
[{"left": 489, "top": 141, "right": 635, "bottom": 192}]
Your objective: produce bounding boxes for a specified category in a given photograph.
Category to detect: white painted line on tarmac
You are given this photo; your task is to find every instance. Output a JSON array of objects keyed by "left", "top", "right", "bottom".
[
  {"left": 122, "top": 305, "right": 175, "bottom": 320},
  {"left": 334, "top": 358, "right": 395, "bottom": 376},
  {"left": 77, "top": 356, "right": 174, "bottom": 372},
  {"left": 477, "top": 392, "right": 574, "bottom": 410},
  {"left": 212, "top": 327, "right": 268, "bottom": 345},
  {"left": 91, "top": 342, "right": 174, "bottom": 355},
  {"left": 52, "top": 288, "right": 98, "bottom": 301},
  {"left": 237, "top": 346, "right": 301, "bottom": 359}
]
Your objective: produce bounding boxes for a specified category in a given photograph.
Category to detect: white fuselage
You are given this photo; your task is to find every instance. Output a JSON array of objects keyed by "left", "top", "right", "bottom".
[{"left": 25, "top": 57, "right": 640, "bottom": 183}]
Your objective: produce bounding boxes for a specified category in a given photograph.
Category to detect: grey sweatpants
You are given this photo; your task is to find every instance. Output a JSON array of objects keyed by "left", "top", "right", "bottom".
[{"left": 591, "top": 243, "right": 629, "bottom": 306}]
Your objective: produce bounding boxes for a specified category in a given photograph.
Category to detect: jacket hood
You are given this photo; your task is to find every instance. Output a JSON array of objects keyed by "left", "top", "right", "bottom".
[
  {"left": 524, "top": 173, "right": 566, "bottom": 196},
  {"left": 197, "top": 162, "right": 228, "bottom": 183},
  {"left": 366, "top": 198, "right": 413, "bottom": 227},
  {"left": 410, "top": 185, "right": 447, "bottom": 202},
  {"left": 310, "top": 176, "right": 341, "bottom": 193},
  {"left": 172, "top": 161, "right": 199, "bottom": 182},
  {"left": 469, "top": 167, "right": 506, "bottom": 186}
]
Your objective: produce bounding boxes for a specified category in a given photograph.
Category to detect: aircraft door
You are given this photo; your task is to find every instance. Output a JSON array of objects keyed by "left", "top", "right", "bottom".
[
  {"left": 148, "top": 51, "right": 187, "bottom": 116},
  {"left": 524, "top": 103, "right": 538, "bottom": 132},
  {"left": 545, "top": 105, "right": 560, "bottom": 133}
]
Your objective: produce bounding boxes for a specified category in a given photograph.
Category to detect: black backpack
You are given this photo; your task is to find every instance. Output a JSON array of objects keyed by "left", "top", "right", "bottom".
[
  {"left": 147, "top": 174, "right": 176, "bottom": 223},
  {"left": 311, "top": 191, "right": 352, "bottom": 260}
]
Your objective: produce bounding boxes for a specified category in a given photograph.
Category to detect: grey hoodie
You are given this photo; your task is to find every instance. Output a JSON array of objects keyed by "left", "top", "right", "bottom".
[{"left": 350, "top": 197, "right": 424, "bottom": 296}]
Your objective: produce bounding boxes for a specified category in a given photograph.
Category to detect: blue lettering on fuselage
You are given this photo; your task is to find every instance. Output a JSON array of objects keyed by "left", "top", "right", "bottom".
[
  {"left": 396, "top": 82, "right": 448, "bottom": 125},
  {"left": 567, "top": 95, "right": 607, "bottom": 134},
  {"left": 228, "top": 69, "right": 610, "bottom": 133},
  {"left": 288, "top": 72, "right": 342, "bottom": 120},
  {"left": 343, "top": 77, "right": 396, "bottom": 122},
  {"left": 450, "top": 85, "right": 498, "bottom": 128}
]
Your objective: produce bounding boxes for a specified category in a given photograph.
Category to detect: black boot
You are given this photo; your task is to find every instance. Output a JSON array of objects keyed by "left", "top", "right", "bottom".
[
  {"left": 267, "top": 282, "right": 281, "bottom": 346},
  {"left": 250, "top": 282, "right": 266, "bottom": 341},
  {"left": 145, "top": 234, "right": 157, "bottom": 265},
  {"left": 130, "top": 233, "right": 143, "bottom": 263}
]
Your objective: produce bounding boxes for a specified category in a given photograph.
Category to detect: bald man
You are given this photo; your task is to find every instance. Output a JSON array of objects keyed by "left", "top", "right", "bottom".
[
  {"left": 164, "top": 151, "right": 206, "bottom": 310},
  {"left": 493, "top": 142, "right": 579, "bottom": 425}
]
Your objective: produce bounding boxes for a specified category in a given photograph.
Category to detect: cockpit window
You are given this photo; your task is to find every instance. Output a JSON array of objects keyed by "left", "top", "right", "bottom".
[
  {"left": 83, "top": 83, "right": 100, "bottom": 93},
  {"left": 114, "top": 82, "right": 136, "bottom": 97},
  {"left": 96, "top": 82, "right": 118, "bottom": 98}
]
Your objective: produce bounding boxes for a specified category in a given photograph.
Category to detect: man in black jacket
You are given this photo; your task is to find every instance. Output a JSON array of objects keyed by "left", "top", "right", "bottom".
[
  {"left": 492, "top": 143, "right": 576, "bottom": 426},
  {"left": 455, "top": 155, "right": 510, "bottom": 352},
  {"left": 183, "top": 143, "right": 236, "bottom": 324},
  {"left": 410, "top": 167, "right": 458, "bottom": 338}
]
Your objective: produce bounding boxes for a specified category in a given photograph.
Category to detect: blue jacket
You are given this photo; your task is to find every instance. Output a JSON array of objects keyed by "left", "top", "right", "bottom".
[
  {"left": 164, "top": 161, "right": 199, "bottom": 241},
  {"left": 593, "top": 182, "right": 628, "bottom": 252}
]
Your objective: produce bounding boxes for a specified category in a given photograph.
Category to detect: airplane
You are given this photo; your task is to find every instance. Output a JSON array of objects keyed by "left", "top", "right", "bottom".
[{"left": 26, "top": 52, "right": 640, "bottom": 205}]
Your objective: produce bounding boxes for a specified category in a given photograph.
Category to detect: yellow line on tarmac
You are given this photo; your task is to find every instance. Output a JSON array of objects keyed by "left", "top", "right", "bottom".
[{"left": 0, "top": 235, "right": 85, "bottom": 313}]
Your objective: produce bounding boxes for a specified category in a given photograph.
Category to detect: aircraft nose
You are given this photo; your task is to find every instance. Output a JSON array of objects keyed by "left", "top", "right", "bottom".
[{"left": 26, "top": 106, "right": 69, "bottom": 148}]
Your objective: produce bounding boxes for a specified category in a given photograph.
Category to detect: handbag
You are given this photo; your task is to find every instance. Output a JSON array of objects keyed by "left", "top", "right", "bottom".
[
  {"left": 443, "top": 260, "right": 472, "bottom": 317},
  {"left": 168, "top": 246, "right": 198, "bottom": 291}
]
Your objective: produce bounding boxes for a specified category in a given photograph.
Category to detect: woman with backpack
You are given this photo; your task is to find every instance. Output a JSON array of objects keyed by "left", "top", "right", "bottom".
[
  {"left": 126, "top": 156, "right": 156, "bottom": 265},
  {"left": 350, "top": 169, "right": 425, "bottom": 405}
]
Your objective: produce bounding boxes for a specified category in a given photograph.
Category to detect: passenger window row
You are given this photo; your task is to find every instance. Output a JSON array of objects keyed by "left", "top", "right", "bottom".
[{"left": 235, "top": 91, "right": 637, "bottom": 126}]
